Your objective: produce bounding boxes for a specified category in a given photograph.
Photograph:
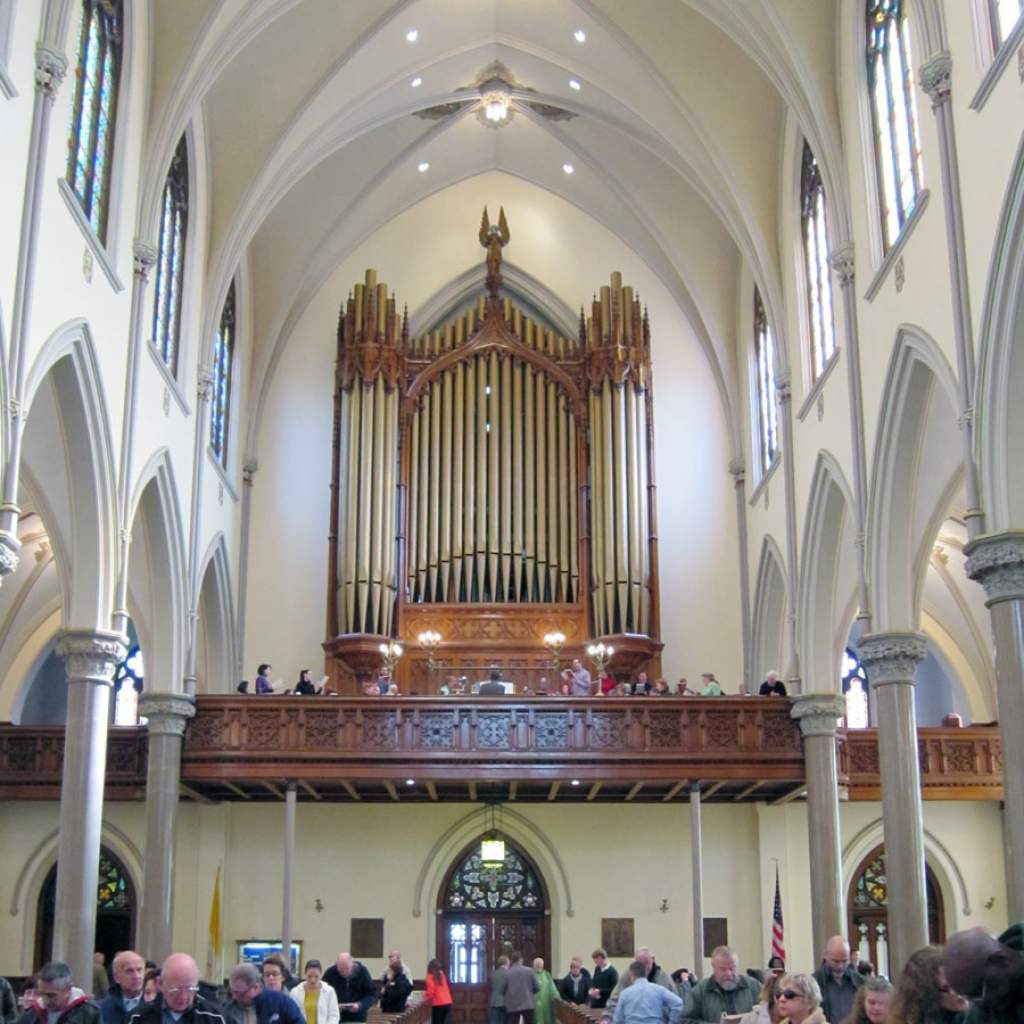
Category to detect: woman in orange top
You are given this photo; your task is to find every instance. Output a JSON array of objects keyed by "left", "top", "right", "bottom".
[{"left": 424, "top": 959, "right": 453, "bottom": 1024}]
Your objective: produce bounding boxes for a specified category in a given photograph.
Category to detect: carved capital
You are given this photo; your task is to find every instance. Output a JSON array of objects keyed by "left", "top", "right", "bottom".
[
  {"left": 858, "top": 631, "right": 927, "bottom": 686},
  {"left": 132, "top": 240, "right": 159, "bottom": 281},
  {"left": 829, "top": 243, "right": 856, "bottom": 287},
  {"left": 57, "top": 629, "right": 127, "bottom": 685},
  {"left": 139, "top": 692, "right": 196, "bottom": 737},
  {"left": 242, "top": 459, "right": 259, "bottom": 485},
  {"left": 34, "top": 42, "right": 67, "bottom": 99},
  {"left": 0, "top": 530, "right": 21, "bottom": 576},
  {"left": 964, "top": 530, "right": 1024, "bottom": 605},
  {"left": 728, "top": 456, "right": 745, "bottom": 485},
  {"left": 8, "top": 398, "right": 27, "bottom": 424},
  {"left": 775, "top": 371, "right": 792, "bottom": 404},
  {"left": 919, "top": 50, "right": 953, "bottom": 108},
  {"left": 196, "top": 365, "right": 214, "bottom": 402},
  {"left": 790, "top": 693, "right": 846, "bottom": 738}
]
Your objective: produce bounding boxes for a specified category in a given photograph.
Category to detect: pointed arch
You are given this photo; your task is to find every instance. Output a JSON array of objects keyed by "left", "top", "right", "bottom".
[
  {"left": 195, "top": 532, "right": 236, "bottom": 694},
  {"left": 866, "top": 326, "right": 961, "bottom": 630},
  {"left": 23, "top": 319, "right": 118, "bottom": 627},
  {"left": 752, "top": 534, "right": 788, "bottom": 686},
  {"left": 798, "top": 452, "right": 858, "bottom": 691}
]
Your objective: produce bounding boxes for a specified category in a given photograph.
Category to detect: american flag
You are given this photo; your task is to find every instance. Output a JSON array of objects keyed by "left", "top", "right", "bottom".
[{"left": 771, "top": 866, "right": 786, "bottom": 964}]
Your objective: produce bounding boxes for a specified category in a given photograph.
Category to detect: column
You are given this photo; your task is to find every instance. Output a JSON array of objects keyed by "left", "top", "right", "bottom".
[
  {"left": 138, "top": 692, "right": 195, "bottom": 962},
  {"left": 0, "top": 42, "right": 68, "bottom": 574},
  {"left": 918, "top": 51, "right": 983, "bottom": 535},
  {"left": 235, "top": 460, "right": 258, "bottom": 681},
  {"left": 776, "top": 373, "right": 801, "bottom": 687},
  {"left": 282, "top": 782, "right": 297, "bottom": 962},
  {"left": 53, "top": 629, "right": 127, "bottom": 991},
  {"left": 791, "top": 694, "right": 846, "bottom": 956},
  {"left": 690, "top": 783, "right": 704, "bottom": 978},
  {"left": 965, "top": 531, "right": 1024, "bottom": 919},
  {"left": 730, "top": 459, "right": 754, "bottom": 693},
  {"left": 858, "top": 632, "right": 928, "bottom": 972}
]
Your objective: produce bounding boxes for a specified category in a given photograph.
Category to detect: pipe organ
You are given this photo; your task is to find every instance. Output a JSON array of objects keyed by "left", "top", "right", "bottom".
[{"left": 325, "top": 209, "right": 662, "bottom": 691}]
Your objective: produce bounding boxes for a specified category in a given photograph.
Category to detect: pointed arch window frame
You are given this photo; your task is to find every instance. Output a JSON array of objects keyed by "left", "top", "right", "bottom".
[
  {"left": 799, "top": 141, "right": 837, "bottom": 382},
  {"left": 753, "top": 287, "right": 779, "bottom": 479},
  {"left": 151, "top": 136, "right": 189, "bottom": 377},
  {"left": 210, "top": 281, "right": 236, "bottom": 468},
  {"left": 66, "top": 0, "right": 124, "bottom": 244}
]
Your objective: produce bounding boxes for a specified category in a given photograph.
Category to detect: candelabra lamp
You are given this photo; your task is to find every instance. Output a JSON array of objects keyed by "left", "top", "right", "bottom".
[
  {"left": 418, "top": 630, "right": 443, "bottom": 671},
  {"left": 378, "top": 639, "right": 403, "bottom": 678},
  {"left": 586, "top": 640, "right": 615, "bottom": 678},
  {"left": 543, "top": 631, "right": 566, "bottom": 673}
]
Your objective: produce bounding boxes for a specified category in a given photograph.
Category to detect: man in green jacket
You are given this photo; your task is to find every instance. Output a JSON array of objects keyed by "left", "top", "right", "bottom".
[{"left": 681, "top": 948, "right": 761, "bottom": 1024}]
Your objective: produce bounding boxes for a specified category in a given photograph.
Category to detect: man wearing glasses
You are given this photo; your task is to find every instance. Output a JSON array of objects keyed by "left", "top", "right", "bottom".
[
  {"left": 223, "top": 964, "right": 303, "bottom": 1024},
  {"left": 127, "top": 954, "right": 225, "bottom": 1024}
]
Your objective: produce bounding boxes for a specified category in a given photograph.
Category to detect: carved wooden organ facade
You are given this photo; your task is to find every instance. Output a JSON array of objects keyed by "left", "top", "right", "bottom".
[{"left": 325, "top": 211, "right": 662, "bottom": 691}]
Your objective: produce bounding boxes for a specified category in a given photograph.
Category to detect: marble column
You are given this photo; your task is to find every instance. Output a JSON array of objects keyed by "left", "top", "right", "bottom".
[
  {"left": 53, "top": 629, "right": 127, "bottom": 991},
  {"left": 730, "top": 459, "right": 754, "bottom": 693},
  {"left": 138, "top": 692, "right": 195, "bottom": 962},
  {"left": 965, "top": 530, "right": 1024, "bottom": 919},
  {"left": 235, "top": 460, "right": 258, "bottom": 681},
  {"left": 776, "top": 373, "right": 802, "bottom": 688},
  {"left": 690, "top": 783, "right": 704, "bottom": 978},
  {"left": 858, "top": 632, "right": 929, "bottom": 972},
  {"left": 0, "top": 43, "right": 68, "bottom": 575},
  {"left": 282, "top": 783, "right": 297, "bottom": 961},
  {"left": 791, "top": 694, "right": 846, "bottom": 956}
]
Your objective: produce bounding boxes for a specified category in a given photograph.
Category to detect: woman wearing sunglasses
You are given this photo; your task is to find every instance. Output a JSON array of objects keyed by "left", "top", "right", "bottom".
[{"left": 776, "top": 975, "right": 827, "bottom": 1024}]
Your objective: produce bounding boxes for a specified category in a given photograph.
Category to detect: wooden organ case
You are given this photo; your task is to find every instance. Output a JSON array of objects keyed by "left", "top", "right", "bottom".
[{"left": 324, "top": 209, "right": 663, "bottom": 693}]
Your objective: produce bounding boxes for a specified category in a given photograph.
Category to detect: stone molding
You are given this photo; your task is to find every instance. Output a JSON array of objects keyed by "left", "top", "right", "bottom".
[
  {"left": 858, "top": 631, "right": 927, "bottom": 686},
  {"left": 34, "top": 42, "right": 67, "bottom": 99},
  {"left": 964, "top": 530, "right": 1024, "bottom": 605},
  {"left": 776, "top": 371, "right": 792, "bottom": 404},
  {"left": 790, "top": 693, "right": 846, "bottom": 738},
  {"left": 0, "top": 530, "right": 22, "bottom": 577},
  {"left": 133, "top": 240, "right": 159, "bottom": 281},
  {"left": 919, "top": 50, "right": 953, "bottom": 108},
  {"left": 139, "top": 693, "right": 196, "bottom": 737},
  {"left": 830, "top": 244, "right": 856, "bottom": 287},
  {"left": 57, "top": 629, "right": 127, "bottom": 683},
  {"left": 196, "top": 365, "right": 214, "bottom": 402}
]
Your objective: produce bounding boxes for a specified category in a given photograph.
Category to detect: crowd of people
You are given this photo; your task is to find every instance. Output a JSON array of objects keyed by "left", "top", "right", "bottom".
[{"left": 3, "top": 925, "right": 1020, "bottom": 1024}]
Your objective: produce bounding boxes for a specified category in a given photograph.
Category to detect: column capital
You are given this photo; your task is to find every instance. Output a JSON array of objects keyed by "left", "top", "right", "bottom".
[
  {"left": 858, "top": 631, "right": 927, "bottom": 685},
  {"left": 133, "top": 240, "right": 159, "bottom": 281},
  {"left": 919, "top": 50, "right": 953, "bottom": 109},
  {"left": 138, "top": 692, "right": 196, "bottom": 737},
  {"left": 197, "top": 365, "right": 214, "bottom": 402},
  {"left": 242, "top": 459, "right": 259, "bottom": 485},
  {"left": 34, "top": 42, "right": 67, "bottom": 99},
  {"left": 0, "top": 529, "right": 22, "bottom": 577},
  {"left": 790, "top": 693, "right": 845, "bottom": 738},
  {"left": 728, "top": 456, "right": 745, "bottom": 484},
  {"left": 964, "top": 530, "right": 1024, "bottom": 605},
  {"left": 829, "top": 243, "right": 856, "bottom": 287},
  {"left": 776, "top": 370, "right": 792, "bottom": 404},
  {"left": 57, "top": 629, "right": 127, "bottom": 683}
]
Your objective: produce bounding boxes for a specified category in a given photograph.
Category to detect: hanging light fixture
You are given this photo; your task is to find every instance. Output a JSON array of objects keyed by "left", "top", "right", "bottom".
[
  {"left": 479, "top": 75, "right": 512, "bottom": 127},
  {"left": 480, "top": 803, "right": 506, "bottom": 868}
]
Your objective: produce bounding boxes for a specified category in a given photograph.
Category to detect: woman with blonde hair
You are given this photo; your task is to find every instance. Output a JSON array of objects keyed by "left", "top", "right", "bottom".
[
  {"left": 776, "top": 974, "right": 827, "bottom": 1024},
  {"left": 841, "top": 977, "right": 894, "bottom": 1024},
  {"left": 739, "top": 974, "right": 787, "bottom": 1024}
]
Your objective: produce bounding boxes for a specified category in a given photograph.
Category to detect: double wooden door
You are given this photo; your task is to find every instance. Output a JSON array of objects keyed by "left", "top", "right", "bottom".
[{"left": 439, "top": 912, "right": 547, "bottom": 1024}]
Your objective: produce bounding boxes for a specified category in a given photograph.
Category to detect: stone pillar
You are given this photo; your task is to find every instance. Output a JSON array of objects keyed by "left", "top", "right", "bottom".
[
  {"left": 730, "top": 459, "right": 753, "bottom": 693},
  {"left": 138, "top": 692, "right": 195, "bottom": 962},
  {"left": 235, "top": 460, "right": 258, "bottom": 681},
  {"left": 776, "top": 372, "right": 801, "bottom": 688},
  {"left": 690, "top": 783, "right": 704, "bottom": 978},
  {"left": 282, "top": 782, "right": 297, "bottom": 963},
  {"left": 858, "top": 632, "right": 928, "bottom": 972},
  {"left": 791, "top": 694, "right": 846, "bottom": 956},
  {"left": 965, "top": 530, "right": 1024, "bottom": 919},
  {"left": 53, "top": 629, "right": 127, "bottom": 991},
  {"left": 0, "top": 42, "right": 68, "bottom": 572}
]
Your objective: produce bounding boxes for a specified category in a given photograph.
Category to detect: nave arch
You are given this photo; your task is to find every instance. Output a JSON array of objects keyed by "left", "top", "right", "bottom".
[
  {"left": 194, "top": 533, "right": 237, "bottom": 694},
  {"left": 752, "top": 534, "right": 787, "bottom": 686}
]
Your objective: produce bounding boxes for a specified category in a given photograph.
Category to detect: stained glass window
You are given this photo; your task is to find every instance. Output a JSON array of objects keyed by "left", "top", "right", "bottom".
[
  {"left": 210, "top": 280, "right": 235, "bottom": 466},
  {"left": 754, "top": 287, "right": 778, "bottom": 476},
  {"left": 990, "top": 0, "right": 1024, "bottom": 46},
  {"left": 866, "top": 0, "right": 923, "bottom": 252},
  {"left": 152, "top": 136, "right": 189, "bottom": 376},
  {"left": 66, "top": 0, "right": 123, "bottom": 242},
  {"left": 842, "top": 647, "right": 869, "bottom": 729},
  {"left": 852, "top": 851, "right": 888, "bottom": 909},
  {"left": 113, "top": 643, "right": 143, "bottom": 726},
  {"left": 800, "top": 142, "right": 836, "bottom": 380},
  {"left": 444, "top": 847, "right": 543, "bottom": 911},
  {"left": 448, "top": 922, "right": 486, "bottom": 983},
  {"left": 97, "top": 851, "right": 131, "bottom": 909}
]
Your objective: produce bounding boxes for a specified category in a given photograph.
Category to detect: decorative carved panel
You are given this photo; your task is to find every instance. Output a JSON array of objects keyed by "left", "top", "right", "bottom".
[
  {"left": 648, "top": 713, "right": 681, "bottom": 748},
  {"left": 590, "top": 712, "right": 627, "bottom": 749},
  {"left": 478, "top": 714, "right": 512, "bottom": 749},
  {"left": 421, "top": 712, "right": 456, "bottom": 748},
  {"left": 360, "top": 711, "right": 398, "bottom": 748},
  {"left": 704, "top": 712, "right": 739, "bottom": 750},
  {"left": 534, "top": 713, "right": 568, "bottom": 749}
]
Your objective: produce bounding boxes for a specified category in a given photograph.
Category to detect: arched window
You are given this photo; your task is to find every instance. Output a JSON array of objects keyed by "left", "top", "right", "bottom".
[
  {"left": 800, "top": 141, "right": 836, "bottom": 379},
  {"left": 842, "top": 646, "right": 869, "bottom": 728},
  {"left": 66, "top": 0, "right": 124, "bottom": 242},
  {"left": 754, "top": 287, "right": 778, "bottom": 476},
  {"left": 152, "top": 136, "right": 189, "bottom": 375},
  {"left": 990, "top": 0, "right": 1024, "bottom": 47},
  {"left": 210, "top": 280, "right": 235, "bottom": 466},
  {"left": 113, "top": 643, "right": 143, "bottom": 726},
  {"left": 866, "top": 0, "right": 923, "bottom": 252}
]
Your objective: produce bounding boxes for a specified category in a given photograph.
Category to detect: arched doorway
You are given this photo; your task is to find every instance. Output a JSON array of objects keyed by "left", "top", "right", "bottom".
[
  {"left": 437, "top": 840, "right": 550, "bottom": 1024},
  {"left": 847, "top": 845, "right": 945, "bottom": 975},
  {"left": 36, "top": 847, "right": 136, "bottom": 971}
]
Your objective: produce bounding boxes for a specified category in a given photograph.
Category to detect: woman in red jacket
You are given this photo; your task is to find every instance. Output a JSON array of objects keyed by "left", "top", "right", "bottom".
[{"left": 424, "top": 959, "right": 453, "bottom": 1024}]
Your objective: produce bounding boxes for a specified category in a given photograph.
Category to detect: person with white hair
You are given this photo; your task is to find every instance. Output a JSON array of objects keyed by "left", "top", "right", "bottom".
[{"left": 759, "top": 671, "right": 787, "bottom": 696}]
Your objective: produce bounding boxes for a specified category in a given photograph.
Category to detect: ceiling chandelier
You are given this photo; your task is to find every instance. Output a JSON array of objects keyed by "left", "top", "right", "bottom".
[{"left": 480, "top": 75, "right": 512, "bottom": 126}]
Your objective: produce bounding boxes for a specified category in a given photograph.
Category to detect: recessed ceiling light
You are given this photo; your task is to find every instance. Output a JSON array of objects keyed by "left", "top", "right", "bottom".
[
  {"left": 418, "top": 161, "right": 430, "bottom": 173},
  {"left": 574, "top": 29, "right": 587, "bottom": 43},
  {"left": 571, "top": 779, "right": 580, "bottom": 786},
  {"left": 563, "top": 162, "right": 575, "bottom": 175},
  {"left": 569, "top": 78, "right": 581, "bottom": 91},
  {"left": 411, "top": 76, "right": 423, "bottom": 88},
  {"left": 405, "top": 778, "right": 415, "bottom": 786},
  {"left": 406, "top": 28, "right": 418, "bottom": 42}
]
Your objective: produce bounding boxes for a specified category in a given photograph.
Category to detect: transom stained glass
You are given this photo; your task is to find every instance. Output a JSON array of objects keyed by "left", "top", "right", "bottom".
[
  {"left": 444, "top": 847, "right": 543, "bottom": 910},
  {"left": 851, "top": 852, "right": 888, "bottom": 909},
  {"left": 97, "top": 851, "right": 131, "bottom": 909}
]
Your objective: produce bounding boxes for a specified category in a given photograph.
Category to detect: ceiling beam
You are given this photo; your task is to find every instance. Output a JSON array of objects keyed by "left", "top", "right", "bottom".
[
  {"left": 702, "top": 781, "right": 725, "bottom": 800},
  {"left": 625, "top": 782, "right": 644, "bottom": 801},
  {"left": 662, "top": 780, "right": 690, "bottom": 802},
  {"left": 733, "top": 781, "right": 762, "bottom": 802},
  {"left": 468, "top": 781, "right": 478, "bottom": 802},
  {"left": 340, "top": 779, "right": 362, "bottom": 801},
  {"left": 383, "top": 780, "right": 399, "bottom": 801},
  {"left": 299, "top": 780, "right": 322, "bottom": 801},
  {"left": 180, "top": 784, "right": 217, "bottom": 806},
  {"left": 223, "top": 781, "right": 251, "bottom": 800},
  {"left": 771, "top": 784, "right": 807, "bottom": 806},
  {"left": 426, "top": 781, "right": 438, "bottom": 801},
  {"left": 509, "top": 780, "right": 517, "bottom": 801},
  {"left": 548, "top": 781, "right": 560, "bottom": 801},
  {"left": 263, "top": 781, "right": 284, "bottom": 799},
  {"left": 586, "top": 782, "right": 603, "bottom": 801}
]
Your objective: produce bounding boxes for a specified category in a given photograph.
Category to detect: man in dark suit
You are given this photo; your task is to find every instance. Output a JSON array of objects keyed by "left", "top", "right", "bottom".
[{"left": 480, "top": 669, "right": 507, "bottom": 695}]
